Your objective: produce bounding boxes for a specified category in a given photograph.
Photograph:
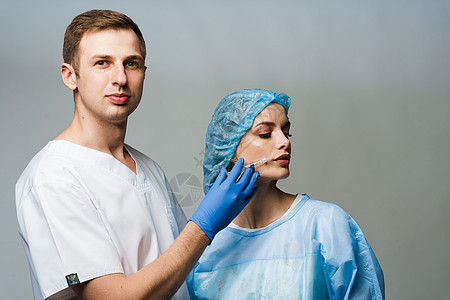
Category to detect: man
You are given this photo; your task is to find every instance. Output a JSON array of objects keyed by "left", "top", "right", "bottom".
[{"left": 15, "top": 10, "right": 258, "bottom": 299}]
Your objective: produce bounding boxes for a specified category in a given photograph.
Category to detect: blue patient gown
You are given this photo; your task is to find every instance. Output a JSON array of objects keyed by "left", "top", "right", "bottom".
[{"left": 188, "top": 194, "right": 384, "bottom": 299}]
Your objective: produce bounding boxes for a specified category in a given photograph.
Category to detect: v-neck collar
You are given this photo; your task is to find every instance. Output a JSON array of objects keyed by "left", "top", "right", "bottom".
[{"left": 48, "top": 140, "right": 145, "bottom": 187}]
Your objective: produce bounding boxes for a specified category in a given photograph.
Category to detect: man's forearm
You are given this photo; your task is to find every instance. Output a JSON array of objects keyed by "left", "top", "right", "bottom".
[
  {"left": 73, "top": 159, "right": 258, "bottom": 299},
  {"left": 72, "top": 221, "right": 209, "bottom": 299},
  {"left": 137, "top": 221, "right": 210, "bottom": 298}
]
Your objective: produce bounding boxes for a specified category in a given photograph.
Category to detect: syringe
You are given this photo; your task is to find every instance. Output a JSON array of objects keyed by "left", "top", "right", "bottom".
[
  {"left": 225, "top": 157, "right": 272, "bottom": 175},
  {"left": 243, "top": 157, "right": 272, "bottom": 169}
]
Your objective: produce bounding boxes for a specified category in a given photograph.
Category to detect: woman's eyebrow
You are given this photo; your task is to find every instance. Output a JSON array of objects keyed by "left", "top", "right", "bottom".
[
  {"left": 253, "top": 120, "right": 291, "bottom": 128},
  {"left": 253, "top": 121, "right": 275, "bottom": 128}
]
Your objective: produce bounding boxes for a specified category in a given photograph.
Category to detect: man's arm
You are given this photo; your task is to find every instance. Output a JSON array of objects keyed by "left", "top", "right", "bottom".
[
  {"left": 72, "top": 221, "right": 208, "bottom": 299},
  {"left": 72, "top": 158, "right": 258, "bottom": 299}
]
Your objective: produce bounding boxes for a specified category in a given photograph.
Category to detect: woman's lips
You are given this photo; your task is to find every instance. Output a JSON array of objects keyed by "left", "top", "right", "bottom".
[
  {"left": 274, "top": 154, "right": 291, "bottom": 166},
  {"left": 108, "top": 94, "right": 129, "bottom": 105}
]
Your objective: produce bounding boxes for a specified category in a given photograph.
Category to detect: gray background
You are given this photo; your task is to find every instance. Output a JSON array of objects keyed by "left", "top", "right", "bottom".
[{"left": 1, "top": 1, "right": 449, "bottom": 299}]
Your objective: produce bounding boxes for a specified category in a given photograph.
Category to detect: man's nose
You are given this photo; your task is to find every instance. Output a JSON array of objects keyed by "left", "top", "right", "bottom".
[{"left": 111, "top": 64, "right": 127, "bottom": 86}]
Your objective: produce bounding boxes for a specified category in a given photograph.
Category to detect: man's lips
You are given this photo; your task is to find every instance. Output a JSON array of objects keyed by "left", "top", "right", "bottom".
[{"left": 107, "top": 93, "right": 129, "bottom": 104}]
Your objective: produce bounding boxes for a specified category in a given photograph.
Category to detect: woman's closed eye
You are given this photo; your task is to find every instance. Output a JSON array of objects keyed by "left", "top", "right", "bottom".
[{"left": 258, "top": 131, "right": 291, "bottom": 139}]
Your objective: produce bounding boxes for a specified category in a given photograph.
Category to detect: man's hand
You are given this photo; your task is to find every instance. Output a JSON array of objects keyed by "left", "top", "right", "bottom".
[{"left": 189, "top": 158, "right": 259, "bottom": 241}]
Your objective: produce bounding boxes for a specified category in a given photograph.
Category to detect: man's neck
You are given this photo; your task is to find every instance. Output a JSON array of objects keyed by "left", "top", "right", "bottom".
[{"left": 55, "top": 110, "right": 136, "bottom": 174}]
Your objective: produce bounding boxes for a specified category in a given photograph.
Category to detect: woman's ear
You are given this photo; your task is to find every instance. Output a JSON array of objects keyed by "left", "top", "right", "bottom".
[
  {"left": 229, "top": 156, "right": 237, "bottom": 169},
  {"left": 61, "top": 63, "right": 78, "bottom": 91}
]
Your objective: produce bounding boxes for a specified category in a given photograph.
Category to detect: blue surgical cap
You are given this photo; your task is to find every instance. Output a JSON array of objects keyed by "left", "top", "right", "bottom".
[{"left": 203, "top": 89, "right": 291, "bottom": 194}]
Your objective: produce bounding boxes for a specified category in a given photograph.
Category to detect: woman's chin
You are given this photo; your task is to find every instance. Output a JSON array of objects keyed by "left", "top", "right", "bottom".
[{"left": 259, "top": 169, "right": 290, "bottom": 181}]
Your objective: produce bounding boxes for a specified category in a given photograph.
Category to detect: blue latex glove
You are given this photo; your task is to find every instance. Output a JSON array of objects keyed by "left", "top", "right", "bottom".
[{"left": 189, "top": 158, "right": 259, "bottom": 241}]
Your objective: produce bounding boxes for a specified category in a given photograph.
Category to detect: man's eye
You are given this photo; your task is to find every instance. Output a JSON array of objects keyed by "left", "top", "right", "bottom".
[
  {"left": 96, "top": 61, "right": 106, "bottom": 66},
  {"left": 126, "top": 61, "right": 138, "bottom": 67}
]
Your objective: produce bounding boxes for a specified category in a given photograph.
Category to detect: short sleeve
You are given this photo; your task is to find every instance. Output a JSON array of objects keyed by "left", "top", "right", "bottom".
[{"left": 17, "top": 172, "right": 123, "bottom": 298}]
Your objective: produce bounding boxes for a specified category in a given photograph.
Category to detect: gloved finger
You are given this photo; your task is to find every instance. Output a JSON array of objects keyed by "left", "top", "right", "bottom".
[
  {"left": 226, "top": 158, "right": 244, "bottom": 182},
  {"left": 236, "top": 165, "right": 254, "bottom": 187},
  {"left": 245, "top": 186, "right": 259, "bottom": 202},
  {"left": 241, "top": 172, "right": 259, "bottom": 195},
  {"left": 211, "top": 168, "right": 227, "bottom": 189}
]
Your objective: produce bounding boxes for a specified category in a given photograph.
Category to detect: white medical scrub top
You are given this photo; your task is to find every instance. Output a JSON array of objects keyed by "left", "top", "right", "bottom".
[{"left": 16, "top": 140, "right": 189, "bottom": 299}]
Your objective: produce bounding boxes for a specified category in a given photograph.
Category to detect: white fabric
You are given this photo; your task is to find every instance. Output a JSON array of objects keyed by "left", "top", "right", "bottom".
[{"left": 16, "top": 140, "right": 188, "bottom": 299}]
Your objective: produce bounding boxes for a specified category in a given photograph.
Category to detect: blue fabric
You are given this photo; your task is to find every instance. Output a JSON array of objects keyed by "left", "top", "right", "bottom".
[
  {"left": 203, "top": 89, "right": 291, "bottom": 194},
  {"left": 188, "top": 194, "right": 385, "bottom": 299}
]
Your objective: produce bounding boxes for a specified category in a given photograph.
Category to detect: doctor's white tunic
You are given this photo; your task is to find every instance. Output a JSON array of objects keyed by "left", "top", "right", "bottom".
[{"left": 16, "top": 140, "right": 188, "bottom": 299}]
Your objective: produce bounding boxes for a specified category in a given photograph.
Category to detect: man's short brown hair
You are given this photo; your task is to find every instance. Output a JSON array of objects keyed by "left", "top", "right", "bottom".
[{"left": 63, "top": 10, "right": 146, "bottom": 76}]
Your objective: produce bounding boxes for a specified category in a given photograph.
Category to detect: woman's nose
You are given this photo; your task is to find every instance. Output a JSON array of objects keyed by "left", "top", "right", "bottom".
[{"left": 277, "top": 131, "right": 291, "bottom": 150}]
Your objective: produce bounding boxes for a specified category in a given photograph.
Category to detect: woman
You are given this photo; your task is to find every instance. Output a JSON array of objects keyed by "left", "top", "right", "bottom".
[{"left": 188, "top": 89, "right": 384, "bottom": 299}]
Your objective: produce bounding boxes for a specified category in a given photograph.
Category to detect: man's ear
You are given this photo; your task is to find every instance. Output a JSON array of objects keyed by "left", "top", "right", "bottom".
[{"left": 61, "top": 63, "right": 78, "bottom": 91}]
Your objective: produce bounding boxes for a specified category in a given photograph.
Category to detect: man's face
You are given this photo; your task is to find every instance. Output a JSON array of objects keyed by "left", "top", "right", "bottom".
[{"left": 72, "top": 29, "right": 146, "bottom": 124}]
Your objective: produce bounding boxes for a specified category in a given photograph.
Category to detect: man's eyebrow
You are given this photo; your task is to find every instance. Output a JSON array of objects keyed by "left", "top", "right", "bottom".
[
  {"left": 90, "top": 54, "right": 144, "bottom": 60},
  {"left": 126, "top": 55, "right": 144, "bottom": 60},
  {"left": 91, "top": 54, "right": 112, "bottom": 60}
]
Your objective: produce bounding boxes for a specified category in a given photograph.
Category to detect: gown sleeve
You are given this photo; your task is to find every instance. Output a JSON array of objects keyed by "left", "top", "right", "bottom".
[{"left": 320, "top": 204, "right": 385, "bottom": 300}]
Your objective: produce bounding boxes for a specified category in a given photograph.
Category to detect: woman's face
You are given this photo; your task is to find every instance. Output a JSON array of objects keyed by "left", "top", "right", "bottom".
[{"left": 233, "top": 103, "right": 291, "bottom": 181}]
